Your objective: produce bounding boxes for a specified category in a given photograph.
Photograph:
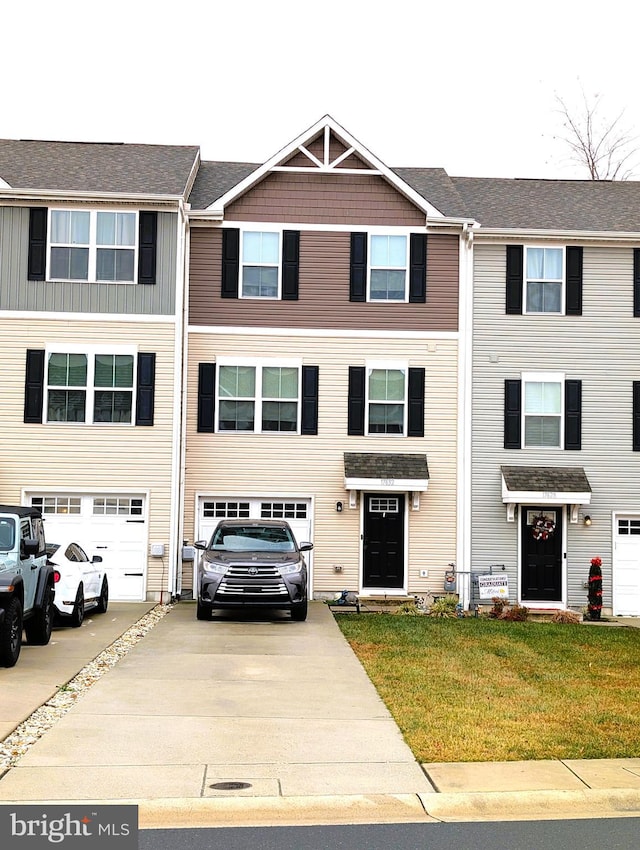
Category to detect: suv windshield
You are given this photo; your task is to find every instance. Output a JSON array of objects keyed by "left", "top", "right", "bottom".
[
  {"left": 0, "top": 519, "right": 16, "bottom": 552},
  {"left": 210, "top": 525, "right": 296, "bottom": 553}
]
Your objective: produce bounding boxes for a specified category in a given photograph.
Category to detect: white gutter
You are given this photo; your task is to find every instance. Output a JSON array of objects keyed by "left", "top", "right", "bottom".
[
  {"left": 475, "top": 228, "right": 640, "bottom": 243},
  {"left": 167, "top": 198, "right": 189, "bottom": 602},
  {"left": 457, "top": 223, "right": 475, "bottom": 610},
  {"left": 0, "top": 189, "right": 183, "bottom": 205}
]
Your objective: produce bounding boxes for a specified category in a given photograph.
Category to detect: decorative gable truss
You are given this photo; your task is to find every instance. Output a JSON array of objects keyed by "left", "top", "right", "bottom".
[{"left": 204, "top": 115, "right": 446, "bottom": 220}]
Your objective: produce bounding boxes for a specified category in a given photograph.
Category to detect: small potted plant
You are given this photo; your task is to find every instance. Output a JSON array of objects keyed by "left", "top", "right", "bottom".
[{"left": 587, "top": 556, "right": 603, "bottom": 621}]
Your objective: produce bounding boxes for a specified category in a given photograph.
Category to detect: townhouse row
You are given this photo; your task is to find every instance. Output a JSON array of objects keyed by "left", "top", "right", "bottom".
[{"left": 1, "top": 118, "right": 639, "bottom": 616}]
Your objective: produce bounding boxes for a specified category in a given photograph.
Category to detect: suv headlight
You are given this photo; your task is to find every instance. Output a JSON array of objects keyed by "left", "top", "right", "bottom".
[
  {"left": 202, "top": 559, "right": 228, "bottom": 575},
  {"left": 278, "top": 561, "right": 303, "bottom": 575}
]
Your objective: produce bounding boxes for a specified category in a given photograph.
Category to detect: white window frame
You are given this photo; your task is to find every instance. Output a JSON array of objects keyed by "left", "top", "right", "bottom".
[
  {"left": 44, "top": 343, "right": 138, "bottom": 426},
  {"left": 367, "top": 233, "right": 409, "bottom": 303},
  {"left": 522, "top": 371, "right": 565, "bottom": 449},
  {"left": 240, "top": 228, "right": 282, "bottom": 300},
  {"left": 524, "top": 245, "right": 565, "bottom": 315},
  {"left": 365, "top": 360, "right": 408, "bottom": 437},
  {"left": 47, "top": 208, "right": 139, "bottom": 284},
  {"left": 215, "top": 357, "right": 302, "bottom": 434}
]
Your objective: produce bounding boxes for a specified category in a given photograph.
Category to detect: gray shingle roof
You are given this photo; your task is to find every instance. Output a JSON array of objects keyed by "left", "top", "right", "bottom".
[
  {"left": 344, "top": 452, "right": 429, "bottom": 480},
  {"left": 451, "top": 176, "right": 640, "bottom": 232},
  {"left": 187, "top": 161, "right": 259, "bottom": 209},
  {"left": 501, "top": 466, "right": 592, "bottom": 493},
  {"left": 0, "top": 139, "right": 200, "bottom": 196}
]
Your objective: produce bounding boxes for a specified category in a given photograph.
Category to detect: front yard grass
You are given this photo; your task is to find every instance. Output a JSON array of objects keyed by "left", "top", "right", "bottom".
[{"left": 335, "top": 615, "right": 640, "bottom": 763}]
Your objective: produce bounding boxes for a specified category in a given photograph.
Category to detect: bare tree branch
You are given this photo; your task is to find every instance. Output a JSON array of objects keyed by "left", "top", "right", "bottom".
[{"left": 554, "top": 88, "right": 639, "bottom": 180}]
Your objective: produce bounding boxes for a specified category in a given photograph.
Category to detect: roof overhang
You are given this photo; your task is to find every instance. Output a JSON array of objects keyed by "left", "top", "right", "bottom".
[
  {"left": 500, "top": 465, "right": 592, "bottom": 523},
  {"left": 344, "top": 452, "right": 429, "bottom": 510},
  {"left": 475, "top": 227, "right": 640, "bottom": 244},
  {"left": 0, "top": 189, "right": 184, "bottom": 207}
]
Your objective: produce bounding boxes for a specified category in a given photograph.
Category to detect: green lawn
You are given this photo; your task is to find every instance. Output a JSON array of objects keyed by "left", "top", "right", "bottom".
[{"left": 335, "top": 614, "right": 640, "bottom": 763}]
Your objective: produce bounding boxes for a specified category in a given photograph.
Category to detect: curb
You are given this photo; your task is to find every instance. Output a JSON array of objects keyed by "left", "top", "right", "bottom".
[{"left": 3, "top": 789, "right": 640, "bottom": 827}]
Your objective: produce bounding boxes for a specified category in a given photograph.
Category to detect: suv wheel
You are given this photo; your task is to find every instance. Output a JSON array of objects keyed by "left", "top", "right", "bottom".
[
  {"left": 291, "top": 599, "right": 308, "bottom": 622},
  {"left": 24, "top": 588, "right": 54, "bottom": 645},
  {"left": 0, "top": 597, "right": 23, "bottom": 667},
  {"left": 196, "top": 598, "right": 213, "bottom": 621}
]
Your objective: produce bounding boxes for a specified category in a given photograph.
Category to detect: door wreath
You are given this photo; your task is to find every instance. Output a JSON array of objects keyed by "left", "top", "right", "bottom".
[{"left": 531, "top": 513, "right": 555, "bottom": 541}]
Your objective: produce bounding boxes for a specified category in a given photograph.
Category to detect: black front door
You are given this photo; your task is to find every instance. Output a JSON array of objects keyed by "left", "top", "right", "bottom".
[
  {"left": 521, "top": 506, "right": 563, "bottom": 602},
  {"left": 363, "top": 494, "right": 405, "bottom": 589}
]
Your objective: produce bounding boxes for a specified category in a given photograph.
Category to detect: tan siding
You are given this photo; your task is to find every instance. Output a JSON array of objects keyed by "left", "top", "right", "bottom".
[
  {"left": 226, "top": 172, "right": 425, "bottom": 226},
  {"left": 0, "top": 319, "right": 178, "bottom": 596},
  {"left": 189, "top": 229, "right": 459, "bottom": 331},
  {"left": 183, "top": 333, "right": 459, "bottom": 598}
]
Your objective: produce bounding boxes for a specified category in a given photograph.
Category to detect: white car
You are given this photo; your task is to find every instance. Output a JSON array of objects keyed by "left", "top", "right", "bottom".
[{"left": 46, "top": 541, "right": 109, "bottom": 627}]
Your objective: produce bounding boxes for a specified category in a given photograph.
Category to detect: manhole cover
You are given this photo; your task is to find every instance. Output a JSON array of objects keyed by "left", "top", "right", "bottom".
[{"left": 209, "top": 781, "right": 253, "bottom": 791}]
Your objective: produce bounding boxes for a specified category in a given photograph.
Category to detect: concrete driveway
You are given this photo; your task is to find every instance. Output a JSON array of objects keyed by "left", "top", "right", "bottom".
[{"left": 0, "top": 602, "right": 155, "bottom": 740}]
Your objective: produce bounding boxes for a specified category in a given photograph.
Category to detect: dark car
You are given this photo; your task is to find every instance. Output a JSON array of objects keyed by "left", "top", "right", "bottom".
[{"left": 194, "top": 519, "right": 312, "bottom": 622}]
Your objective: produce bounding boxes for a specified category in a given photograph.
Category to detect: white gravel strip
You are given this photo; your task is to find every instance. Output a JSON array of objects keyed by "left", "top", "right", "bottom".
[{"left": 0, "top": 603, "right": 173, "bottom": 771}]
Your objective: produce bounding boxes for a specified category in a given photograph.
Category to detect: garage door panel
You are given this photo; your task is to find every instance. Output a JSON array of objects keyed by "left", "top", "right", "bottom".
[{"left": 28, "top": 493, "right": 147, "bottom": 602}]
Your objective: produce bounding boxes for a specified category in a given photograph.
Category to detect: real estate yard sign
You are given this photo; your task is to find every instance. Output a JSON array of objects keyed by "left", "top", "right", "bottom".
[{"left": 477, "top": 574, "right": 509, "bottom": 599}]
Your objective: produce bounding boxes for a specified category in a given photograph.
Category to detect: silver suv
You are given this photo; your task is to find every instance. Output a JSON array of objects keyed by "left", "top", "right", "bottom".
[
  {"left": 0, "top": 505, "right": 55, "bottom": 667},
  {"left": 195, "top": 519, "right": 312, "bottom": 622}
]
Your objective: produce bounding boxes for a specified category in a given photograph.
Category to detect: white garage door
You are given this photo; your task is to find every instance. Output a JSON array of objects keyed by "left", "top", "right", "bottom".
[
  {"left": 614, "top": 517, "right": 640, "bottom": 616},
  {"left": 197, "top": 497, "right": 313, "bottom": 567},
  {"left": 29, "top": 494, "right": 148, "bottom": 601}
]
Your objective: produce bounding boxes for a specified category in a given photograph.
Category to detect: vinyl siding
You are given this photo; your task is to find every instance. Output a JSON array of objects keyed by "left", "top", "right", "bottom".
[
  {"left": 0, "top": 319, "right": 178, "bottom": 595},
  {"left": 225, "top": 172, "right": 425, "bottom": 226},
  {"left": 183, "top": 332, "right": 459, "bottom": 598},
  {"left": 472, "top": 241, "right": 640, "bottom": 608},
  {"left": 0, "top": 207, "right": 177, "bottom": 314},
  {"left": 189, "top": 228, "right": 459, "bottom": 331}
]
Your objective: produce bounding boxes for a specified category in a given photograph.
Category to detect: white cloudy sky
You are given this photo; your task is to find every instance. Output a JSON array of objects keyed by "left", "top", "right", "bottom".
[{"left": 4, "top": 0, "right": 640, "bottom": 179}]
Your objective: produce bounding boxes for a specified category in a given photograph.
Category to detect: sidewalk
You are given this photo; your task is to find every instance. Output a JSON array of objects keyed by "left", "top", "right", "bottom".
[{"left": 1, "top": 602, "right": 640, "bottom": 826}]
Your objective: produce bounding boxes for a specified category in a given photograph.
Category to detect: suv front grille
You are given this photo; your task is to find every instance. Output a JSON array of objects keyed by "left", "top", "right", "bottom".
[{"left": 216, "top": 564, "right": 289, "bottom": 598}]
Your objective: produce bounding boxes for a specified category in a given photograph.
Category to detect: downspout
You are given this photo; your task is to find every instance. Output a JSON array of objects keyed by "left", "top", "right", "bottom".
[
  {"left": 457, "top": 222, "right": 475, "bottom": 609},
  {"left": 168, "top": 198, "right": 189, "bottom": 601}
]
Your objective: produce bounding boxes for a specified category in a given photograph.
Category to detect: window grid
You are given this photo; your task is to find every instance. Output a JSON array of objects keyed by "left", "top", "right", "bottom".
[
  {"left": 217, "top": 363, "right": 300, "bottom": 434},
  {"left": 261, "top": 502, "right": 308, "bottom": 519},
  {"left": 49, "top": 209, "right": 137, "bottom": 284},
  {"left": 203, "top": 501, "right": 251, "bottom": 519},
  {"left": 618, "top": 519, "right": 640, "bottom": 535},
  {"left": 369, "top": 497, "right": 399, "bottom": 513},
  {"left": 31, "top": 496, "right": 82, "bottom": 515},
  {"left": 92, "top": 497, "right": 143, "bottom": 516}
]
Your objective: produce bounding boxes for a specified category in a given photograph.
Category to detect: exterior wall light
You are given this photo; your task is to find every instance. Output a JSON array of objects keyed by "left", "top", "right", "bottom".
[
  {"left": 584, "top": 515, "right": 592, "bottom": 526},
  {"left": 336, "top": 501, "right": 343, "bottom": 513}
]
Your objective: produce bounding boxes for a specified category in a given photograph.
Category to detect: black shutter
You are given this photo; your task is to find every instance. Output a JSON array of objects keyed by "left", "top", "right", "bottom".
[
  {"left": 408, "top": 234, "right": 427, "bottom": 303},
  {"left": 347, "top": 366, "right": 366, "bottom": 435},
  {"left": 504, "top": 379, "right": 522, "bottom": 449},
  {"left": 28, "top": 208, "right": 48, "bottom": 282},
  {"left": 135, "top": 353, "right": 156, "bottom": 426},
  {"left": 137, "top": 212, "right": 157, "bottom": 285},
  {"left": 350, "top": 233, "right": 367, "bottom": 302},
  {"left": 564, "top": 379, "right": 582, "bottom": 450},
  {"left": 633, "top": 382, "right": 640, "bottom": 451},
  {"left": 197, "top": 363, "right": 216, "bottom": 433},
  {"left": 24, "top": 349, "right": 45, "bottom": 424},
  {"left": 506, "top": 245, "right": 523, "bottom": 315},
  {"left": 566, "top": 247, "right": 583, "bottom": 316},
  {"left": 301, "top": 365, "right": 319, "bottom": 435},
  {"left": 634, "top": 249, "right": 640, "bottom": 317},
  {"left": 282, "top": 230, "right": 300, "bottom": 300},
  {"left": 407, "top": 368, "right": 425, "bottom": 437},
  {"left": 221, "top": 228, "right": 240, "bottom": 298}
]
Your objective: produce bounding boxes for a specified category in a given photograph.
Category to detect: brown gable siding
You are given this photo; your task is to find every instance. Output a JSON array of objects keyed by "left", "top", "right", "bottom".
[
  {"left": 189, "top": 228, "right": 458, "bottom": 331},
  {"left": 225, "top": 172, "right": 425, "bottom": 226}
]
